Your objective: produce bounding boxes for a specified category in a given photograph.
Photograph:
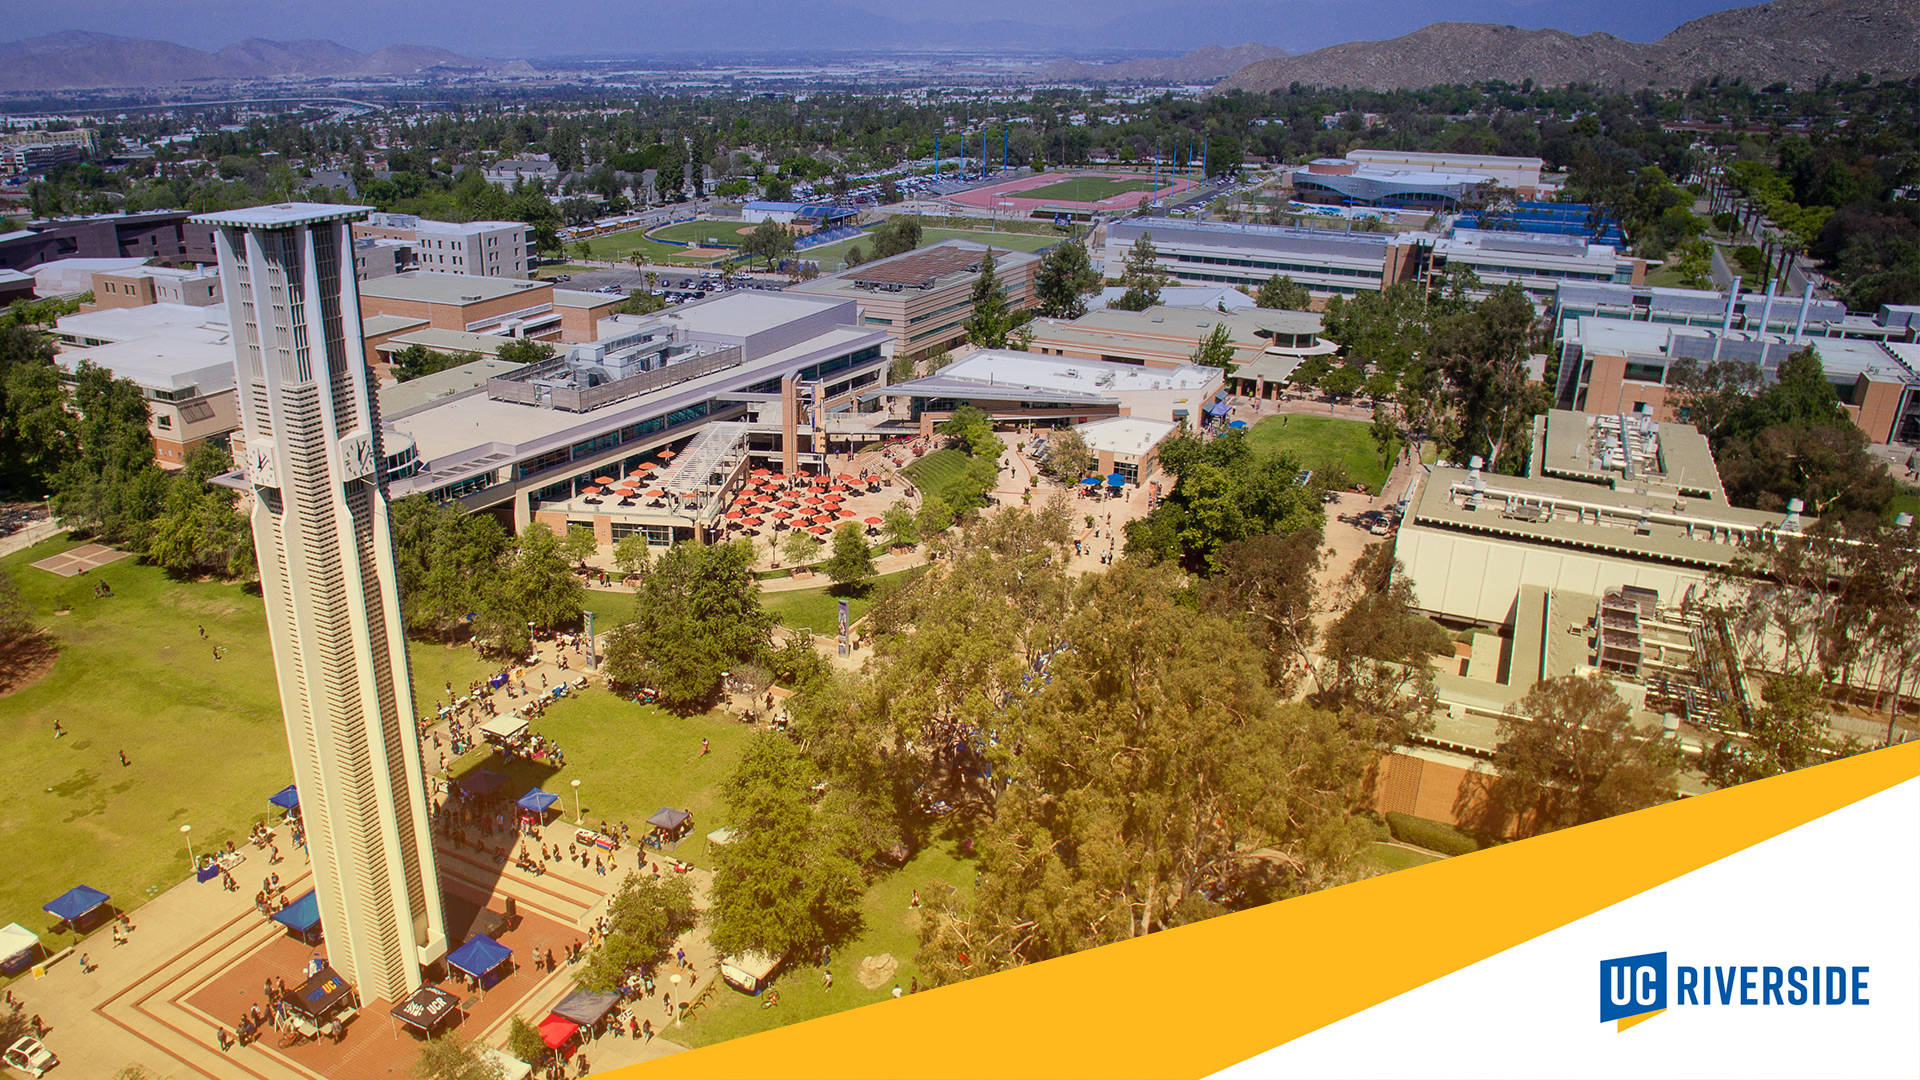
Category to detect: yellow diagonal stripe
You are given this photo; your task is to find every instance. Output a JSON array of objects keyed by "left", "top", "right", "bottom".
[
  {"left": 603, "top": 743, "right": 1919, "bottom": 1080},
  {"left": 1616, "top": 1008, "right": 1665, "bottom": 1031}
]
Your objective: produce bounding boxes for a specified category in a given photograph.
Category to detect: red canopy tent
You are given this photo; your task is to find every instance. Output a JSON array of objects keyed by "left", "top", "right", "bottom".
[{"left": 539, "top": 1014, "right": 580, "bottom": 1050}]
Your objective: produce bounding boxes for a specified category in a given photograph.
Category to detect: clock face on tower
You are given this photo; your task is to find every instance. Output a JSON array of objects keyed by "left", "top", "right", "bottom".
[
  {"left": 340, "top": 432, "right": 377, "bottom": 482},
  {"left": 246, "top": 444, "right": 278, "bottom": 488}
]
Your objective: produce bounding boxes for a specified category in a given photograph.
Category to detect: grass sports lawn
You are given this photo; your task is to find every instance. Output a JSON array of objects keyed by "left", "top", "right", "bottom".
[
  {"left": 902, "top": 448, "right": 974, "bottom": 506},
  {"left": 800, "top": 227, "right": 1058, "bottom": 272},
  {"left": 1017, "top": 175, "right": 1159, "bottom": 203},
  {"left": 678, "top": 841, "right": 975, "bottom": 1046},
  {"left": 580, "top": 227, "right": 719, "bottom": 265},
  {"left": 648, "top": 219, "right": 757, "bottom": 247},
  {"left": 1243, "top": 415, "right": 1397, "bottom": 494},
  {"left": 0, "top": 534, "right": 497, "bottom": 956},
  {"left": 441, "top": 690, "right": 752, "bottom": 871},
  {"left": 760, "top": 568, "right": 921, "bottom": 634}
]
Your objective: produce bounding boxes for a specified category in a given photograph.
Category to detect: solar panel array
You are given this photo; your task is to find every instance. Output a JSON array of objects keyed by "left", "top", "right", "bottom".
[{"left": 849, "top": 245, "right": 984, "bottom": 287}]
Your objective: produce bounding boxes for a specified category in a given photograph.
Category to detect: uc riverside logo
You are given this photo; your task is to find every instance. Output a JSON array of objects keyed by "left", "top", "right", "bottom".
[{"left": 1600, "top": 952, "right": 1871, "bottom": 1031}]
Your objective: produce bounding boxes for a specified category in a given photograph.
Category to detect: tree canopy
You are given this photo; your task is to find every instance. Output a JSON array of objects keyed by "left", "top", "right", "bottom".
[
  {"left": 1491, "top": 675, "right": 1681, "bottom": 838},
  {"left": 1108, "top": 233, "right": 1165, "bottom": 312},
  {"left": 1255, "top": 273, "right": 1311, "bottom": 310},
  {"left": 1032, "top": 239, "right": 1100, "bottom": 319},
  {"left": 1121, "top": 430, "right": 1323, "bottom": 574},
  {"left": 601, "top": 539, "right": 771, "bottom": 711}
]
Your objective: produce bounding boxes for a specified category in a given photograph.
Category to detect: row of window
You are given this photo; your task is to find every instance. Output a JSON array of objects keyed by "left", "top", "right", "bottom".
[{"left": 1164, "top": 251, "right": 1384, "bottom": 279}]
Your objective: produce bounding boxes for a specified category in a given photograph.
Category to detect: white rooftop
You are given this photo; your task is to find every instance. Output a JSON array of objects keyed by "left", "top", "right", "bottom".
[
  {"left": 1088, "top": 286, "right": 1256, "bottom": 312},
  {"left": 1077, "top": 415, "right": 1178, "bottom": 456},
  {"left": 942, "top": 350, "right": 1218, "bottom": 394},
  {"left": 56, "top": 302, "right": 229, "bottom": 344},
  {"left": 666, "top": 291, "right": 843, "bottom": 338},
  {"left": 358, "top": 272, "right": 548, "bottom": 305},
  {"left": 192, "top": 202, "right": 372, "bottom": 228},
  {"left": 56, "top": 333, "right": 235, "bottom": 393}
]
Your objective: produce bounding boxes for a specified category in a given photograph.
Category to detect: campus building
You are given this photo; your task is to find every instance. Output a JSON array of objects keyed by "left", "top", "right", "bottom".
[
  {"left": 1024, "top": 304, "right": 1335, "bottom": 398},
  {"left": 85, "top": 263, "right": 222, "bottom": 310},
  {"left": 789, "top": 240, "right": 1039, "bottom": 361},
  {"left": 194, "top": 203, "right": 449, "bottom": 1005},
  {"left": 1551, "top": 281, "right": 1920, "bottom": 344},
  {"left": 1392, "top": 409, "right": 1805, "bottom": 628},
  {"left": 52, "top": 301, "right": 239, "bottom": 467},
  {"left": 1555, "top": 316, "right": 1920, "bottom": 445},
  {"left": 0, "top": 211, "right": 217, "bottom": 273},
  {"left": 1105, "top": 219, "right": 1636, "bottom": 305},
  {"left": 352, "top": 213, "right": 537, "bottom": 279},
  {"left": 1342, "top": 150, "right": 1549, "bottom": 197},
  {"left": 0, "top": 128, "right": 96, "bottom": 176},
  {"left": 1290, "top": 158, "right": 1499, "bottom": 212},
  {"left": 1105, "top": 218, "right": 1422, "bottom": 299},
  {"left": 382, "top": 291, "right": 894, "bottom": 545},
  {"left": 864, "top": 349, "right": 1222, "bottom": 437}
]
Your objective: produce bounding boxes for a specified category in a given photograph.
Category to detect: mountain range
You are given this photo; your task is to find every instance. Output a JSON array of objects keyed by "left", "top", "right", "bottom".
[
  {"left": 1217, "top": 0, "right": 1920, "bottom": 91},
  {"left": 0, "top": 31, "right": 505, "bottom": 91}
]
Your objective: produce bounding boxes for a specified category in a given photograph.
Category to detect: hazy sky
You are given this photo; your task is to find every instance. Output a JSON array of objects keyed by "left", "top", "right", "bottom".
[{"left": 8, "top": 0, "right": 1763, "bottom": 57}]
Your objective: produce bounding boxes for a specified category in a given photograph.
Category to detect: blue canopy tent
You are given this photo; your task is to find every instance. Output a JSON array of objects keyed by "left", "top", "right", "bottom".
[
  {"left": 43, "top": 885, "right": 110, "bottom": 929},
  {"left": 1204, "top": 399, "right": 1232, "bottom": 422},
  {"left": 272, "top": 889, "right": 323, "bottom": 944},
  {"left": 516, "top": 787, "right": 560, "bottom": 820},
  {"left": 447, "top": 933, "right": 513, "bottom": 989},
  {"left": 269, "top": 784, "right": 299, "bottom": 811},
  {"left": 1106, "top": 473, "right": 1127, "bottom": 489}
]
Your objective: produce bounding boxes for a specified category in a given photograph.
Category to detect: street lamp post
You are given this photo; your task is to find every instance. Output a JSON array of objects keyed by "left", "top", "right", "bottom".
[
  {"left": 181, "top": 824, "right": 195, "bottom": 871},
  {"left": 571, "top": 779, "right": 583, "bottom": 826}
]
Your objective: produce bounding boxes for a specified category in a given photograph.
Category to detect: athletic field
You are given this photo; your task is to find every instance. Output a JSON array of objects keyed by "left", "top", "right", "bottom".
[{"left": 1018, "top": 175, "right": 1160, "bottom": 203}]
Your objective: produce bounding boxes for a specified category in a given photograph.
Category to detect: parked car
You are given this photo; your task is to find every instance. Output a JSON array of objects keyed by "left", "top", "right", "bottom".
[{"left": 4, "top": 1036, "right": 57, "bottom": 1077}]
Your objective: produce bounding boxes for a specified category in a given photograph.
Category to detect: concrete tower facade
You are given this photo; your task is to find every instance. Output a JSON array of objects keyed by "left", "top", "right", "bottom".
[{"left": 195, "top": 204, "right": 447, "bottom": 1002}]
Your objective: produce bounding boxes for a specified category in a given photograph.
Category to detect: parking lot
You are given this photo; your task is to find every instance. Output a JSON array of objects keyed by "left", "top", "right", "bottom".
[{"left": 549, "top": 265, "right": 793, "bottom": 305}]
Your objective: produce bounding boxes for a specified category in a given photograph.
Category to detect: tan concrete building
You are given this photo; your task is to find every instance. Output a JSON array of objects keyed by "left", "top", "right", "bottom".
[
  {"left": 196, "top": 202, "right": 449, "bottom": 1005},
  {"left": 353, "top": 213, "right": 536, "bottom": 278},
  {"left": 1026, "top": 304, "right": 1337, "bottom": 399},
  {"left": 87, "top": 264, "right": 221, "bottom": 310},
  {"left": 1556, "top": 317, "right": 1920, "bottom": 446},
  {"left": 789, "top": 240, "right": 1039, "bottom": 360},
  {"left": 356, "top": 272, "right": 565, "bottom": 342},
  {"left": 52, "top": 301, "right": 241, "bottom": 466}
]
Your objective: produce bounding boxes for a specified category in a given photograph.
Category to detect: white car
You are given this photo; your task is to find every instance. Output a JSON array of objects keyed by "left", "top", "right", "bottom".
[{"left": 4, "top": 1036, "right": 56, "bottom": 1077}]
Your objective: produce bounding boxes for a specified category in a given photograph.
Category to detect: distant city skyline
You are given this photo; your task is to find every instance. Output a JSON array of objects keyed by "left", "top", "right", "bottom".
[{"left": 6, "top": 0, "right": 1764, "bottom": 60}]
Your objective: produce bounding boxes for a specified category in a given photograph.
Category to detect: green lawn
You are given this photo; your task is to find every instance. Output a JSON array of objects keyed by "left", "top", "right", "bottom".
[
  {"left": 1243, "top": 415, "right": 1396, "bottom": 494},
  {"left": 799, "top": 227, "right": 1058, "bottom": 272},
  {"left": 579, "top": 227, "right": 720, "bottom": 266},
  {"left": 760, "top": 568, "right": 922, "bottom": 635},
  {"left": 678, "top": 841, "right": 976, "bottom": 1047},
  {"left": 1018, "top": 175, "right": 1160, "bottom": 203},
  {"left": 0, "top": 536, "right": 517, "bottom": 957},
  {"left": 1892, "top": 486, "right": 1920, "bottom": 523},
  {"left": 648, "top": 219, "right": 755, "bottom": 247},
  {"left": 1362, "top": 841, "right": 1444, "bottom": 874},
  {"left": 902, "top": 449, "right": 974, "bottom": 506},
  {"left": 442, "top": 691, "right": 754, "bottom": 870}
]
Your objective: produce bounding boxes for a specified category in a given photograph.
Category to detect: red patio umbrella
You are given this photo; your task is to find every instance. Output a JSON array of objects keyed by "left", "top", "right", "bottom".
[
  {"left": 594, "top": 475, "right": 616, "bottom": 484},
  {"left": 725, "top": 510, "right": 744, "bottom": 520},
  {"left": 822, "top": 492, "right": 844, "bottom": 503},
  {"left": 772, "top": 509, "right": 794, "bottom": 519},
  {"left": 657, "top": 449, "right": 677, "bottom": 459},
  {"left": 743, "top": 516, "right": 764, "bottom": 526},
  {"left": 838, "top": 508, "right": 856, "bottom": 519},
  {"left": 836, "top": 473, "right": 858, "bottom": 483},
  {"left": 751, "top": 468, "right": 772, "bottom": 476},
  {"left": 802, "top": 496, "right": 823, "bottom": 506},
  {"left": 807, "top": 525, "right": 829, "bottom": 534},
  {"left": 864, "top": 516, "right": 883, "bottom": 525},
  {"left": 582, "top": 485, "right": 603, "bottom": 495},
  {"left": 776, "top": 498, "right": 798, "bottom": 508}
]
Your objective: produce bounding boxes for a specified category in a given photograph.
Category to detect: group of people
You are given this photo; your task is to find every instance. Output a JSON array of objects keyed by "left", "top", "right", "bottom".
[{"left": 6, "top": 984, "right": 47, "bottom": 1043}]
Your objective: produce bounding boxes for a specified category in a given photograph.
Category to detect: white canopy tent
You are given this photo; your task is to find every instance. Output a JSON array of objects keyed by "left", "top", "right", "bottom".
[
  {"left": 479, "top": 714, "right": 529, "bottom": 743},
  {"left": 0, "top": 923, "right": 38, "bottom": 965}
]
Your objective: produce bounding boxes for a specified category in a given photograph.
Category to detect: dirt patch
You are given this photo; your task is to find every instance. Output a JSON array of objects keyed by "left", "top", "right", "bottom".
[
  {"left": 854, "top": 953, "right": 898, "bottom": 990},
  {"left": 0, "top": 633, "right": 59, "bottom": 697}
]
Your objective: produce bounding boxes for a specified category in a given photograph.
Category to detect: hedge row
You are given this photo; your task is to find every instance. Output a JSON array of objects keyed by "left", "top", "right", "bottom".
[{"left": 1384, "top": 812, "right": 1484, "bottom": 858}]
